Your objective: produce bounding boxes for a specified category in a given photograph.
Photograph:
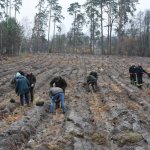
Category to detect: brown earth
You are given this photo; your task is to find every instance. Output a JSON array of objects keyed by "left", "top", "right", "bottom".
[{"left": 0, "top": 53, "right": 150, "bottom": 150}]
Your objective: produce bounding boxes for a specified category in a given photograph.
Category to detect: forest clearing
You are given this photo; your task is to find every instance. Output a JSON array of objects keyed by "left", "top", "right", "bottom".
[{"left": 0, "top": 53, "right": 150, "bottom": 150}]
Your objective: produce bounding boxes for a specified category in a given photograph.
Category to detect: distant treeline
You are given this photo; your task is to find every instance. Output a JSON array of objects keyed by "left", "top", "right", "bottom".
[{"left": 0, "top": 0, "right": 150, "bottom": 57}]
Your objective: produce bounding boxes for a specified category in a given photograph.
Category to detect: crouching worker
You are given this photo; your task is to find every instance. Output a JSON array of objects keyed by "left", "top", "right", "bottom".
[
  {"left": 15, "top": 72, "right": 30, "bottom": 114},
  {"left": 49, "top": 87, "right": 65, "bottom": 114},
  {"left": 87, "top": 71, "right": 98, "bottom": 92},
  {"left": 50, "top": 76, "right": 67, "bottom": 109}
]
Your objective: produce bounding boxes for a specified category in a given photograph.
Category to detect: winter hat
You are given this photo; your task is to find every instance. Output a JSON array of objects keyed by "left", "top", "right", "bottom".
[{"left": 15, "top": 72, "right": 21, "bottom": 77}]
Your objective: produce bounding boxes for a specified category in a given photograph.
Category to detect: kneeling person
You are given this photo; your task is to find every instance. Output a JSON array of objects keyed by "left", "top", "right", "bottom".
[{"left": 49, "top": 87, "right": 65, "bottom": 113}]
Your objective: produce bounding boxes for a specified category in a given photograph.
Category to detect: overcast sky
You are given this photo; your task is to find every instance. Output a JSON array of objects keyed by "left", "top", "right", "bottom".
[{"left": 17, "top": 0, "right": 150, "bottom": 37}]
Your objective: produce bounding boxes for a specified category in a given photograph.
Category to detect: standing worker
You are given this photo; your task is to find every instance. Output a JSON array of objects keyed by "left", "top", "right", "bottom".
[
  {"left": 15, "top": 72, "right": 30, "bottom": 114},
  {"left": 26, "top": 72, "right": 36, "bottom": 104},
  {"left": 136, "top": 64, "right": 148, "bottom": 89},
  {"left": 129, "top": 64, "right": 136, "bottom": 85}
]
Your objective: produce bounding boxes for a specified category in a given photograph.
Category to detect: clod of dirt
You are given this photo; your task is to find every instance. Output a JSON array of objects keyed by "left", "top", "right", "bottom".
[
  {"left": 36, "top": 101, "right": 44, "bottom": 106},
  {"left": 10, "top": 98, "right": 16, "bottom": 103}
]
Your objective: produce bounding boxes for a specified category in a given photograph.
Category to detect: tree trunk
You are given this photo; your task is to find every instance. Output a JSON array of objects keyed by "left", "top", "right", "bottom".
[
  {"left": 0, "top": 28, "right": 2, "bottom": 54},
  {"left": 19, "top": 38, "right": 23, "bottom": 55},
  {"left": 9, "top": 0, "right": 11, "bottom": 17},
  {"left": 117, "top": 0, "right": 124, "bottom": 55},
  {"left": 90, "top": 16, "right": 92, "bottom": 53},
  {"left": 100, "top": 1, "right": 104, "bottom": 54},
  {"left": 6, "top": 0, "right": 9, "bottom": 24},
  {"left": 15, "top": 6, "right": 16, "bottom": 20},
  {"left": 51, "top": 20, "right": 56, "bottom": 53},
  {"left": 89, "top": 2, "right": 93, "bottom": 54},
  {"left": 107, "top": 16, "right": 110, "bottom": 55},
  {"left": 109, "top": 24, "right": 112, "bottom": 55},
  {"left": 48, "top": 5, "right": 52, "bottom": 52},
  {"left": 74, "top": 13, "right": 76, "bottom": 54}
]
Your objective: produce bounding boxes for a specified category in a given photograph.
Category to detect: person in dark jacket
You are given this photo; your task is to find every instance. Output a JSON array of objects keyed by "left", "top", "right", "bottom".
[
  {"left": 49, "top": 87, "right": 65, "bottom": 113},
  {"left": 87, "top": 71, "right": 98, "bottom": 92},
  {"left": 18, "top": 70, "right": 26, "bottom": 76},
  {"left": 26, "top": 72, "right": 36, "bottom": 103},
  {"left": 136, "top": 64, "right": 148, "bottom": 89},
  {"left": 129, "top": 64, "right": 136, "bottom": 85},
  {"left": 15, "top": 72, "right": 30, "bottom": 107},
  {"left": 89, "top": 71, "right": 98, "bottom": 79},
  {"left": 11, "top": 71, "right": 36, "bottom": 104},
  {"left": 50, "top": 76, "right": 67, "bottom": 93}
]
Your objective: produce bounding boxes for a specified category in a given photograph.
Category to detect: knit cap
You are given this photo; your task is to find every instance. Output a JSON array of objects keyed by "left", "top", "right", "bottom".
[{"left": 15, "top": 72, "right": 21, "bottom": 77}]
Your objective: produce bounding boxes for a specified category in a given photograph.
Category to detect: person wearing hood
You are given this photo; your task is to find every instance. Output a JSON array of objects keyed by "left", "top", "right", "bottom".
[
  {"left": 15, "top": 72, "right": 30, "bottom": 108},
  {"left": 10, "top": 70, "right": 26, "bottom": 88}
]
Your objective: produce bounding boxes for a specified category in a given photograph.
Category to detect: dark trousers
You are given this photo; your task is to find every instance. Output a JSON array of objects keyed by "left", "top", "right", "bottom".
[
  {"left": 20, "top": 92, "right": 29, "bottom": 106},
  {"left": 137, "top": 75, "right": 143, "bottom": 88},
  {"left": 130, "top": 74, "right": 136, "bottom": 85},
  {"left": 87, "top": 81, "right": 98, "bottom": 92},
  {"left": 29, "top": 87, "right": 34, "bottom": 102}
]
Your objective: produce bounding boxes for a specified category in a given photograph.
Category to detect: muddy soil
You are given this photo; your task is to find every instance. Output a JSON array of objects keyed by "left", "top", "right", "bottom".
[{"left": 0, "top": 53, "right": 150, "bottom": 150}]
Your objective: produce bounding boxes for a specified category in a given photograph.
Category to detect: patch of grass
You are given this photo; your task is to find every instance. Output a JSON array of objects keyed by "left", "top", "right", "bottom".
[
  {"left": 35, "top": 143, "right": 63, "bottom": 150},
  {"left": 112, "top": 132, "right": 143, "bottom": 147},
  {"left": 127, "top": 102, "right": 141, "bottom": 111},
  {"left": 4, "top": 114, "right": 22, "bottom": 124},
  {"left": 99, "top": 105, "right": 111, "bottom": 112},
  {"left": 111, "top": 84, "right": 122, "bottom": 93},
  {"left": 87, "top": 132, "right": 108, "bottom": 145},
  {"left": 70, "top": 130, "right": 84, "bottom": 138},
  {"left": 46, "top": 143, "right": 63, "bottom": 150}
]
